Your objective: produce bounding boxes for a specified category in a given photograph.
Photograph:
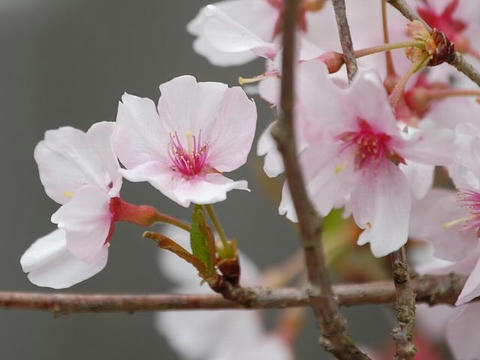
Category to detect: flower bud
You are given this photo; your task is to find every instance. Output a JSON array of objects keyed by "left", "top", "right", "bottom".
[{"left": 318, "top": 51, "right": 344, "bottom": 74}]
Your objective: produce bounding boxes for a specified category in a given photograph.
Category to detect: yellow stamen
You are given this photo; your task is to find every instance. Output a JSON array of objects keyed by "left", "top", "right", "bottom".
[
  {"left": 238, "top": 74, "right": 269, "bottom": 85},
  {"left": 443, "top": 216, "right": 473, "bottom": 229},
  {"left": 63, "top": 191, "right": 73, "bottom": 198}
]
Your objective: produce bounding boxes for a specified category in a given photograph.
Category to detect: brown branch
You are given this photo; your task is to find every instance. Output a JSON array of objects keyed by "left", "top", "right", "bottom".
[
  {"left": 391, "top": 248, "right": 416, "bottom": 359},
  {"left": 386, "top": 0, "right": 480, "bottom": 86},
  {"left": 271, "top": 1, "right": 367, "bottom": 359},
  {"left": 0, "top": 274, "right": 466, "bottom": 315},
  {"left": 332, "top": 0, "right": 358, "bottom": 81}
]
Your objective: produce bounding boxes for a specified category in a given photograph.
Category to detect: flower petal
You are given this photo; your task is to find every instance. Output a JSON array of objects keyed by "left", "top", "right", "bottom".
[
  {"left": 51, "top": 186, "right": 112, "bottom": 262},
  {"left": 173, "top": 173, "right": 249, "bottom": 207},
  {"left": 446, "top": 302, "right": 480, "bottom": 360},
  {"left": 456, "top": 256, "right": 480, "bottom": 305},
  {"left": 20, "top": 229, "right": 108, "bottom": 289},
  {"left": 399, "top": 161, "right": 434, "bottom": 200},
  {"left": 113, "top": 93, "right": 167, "bottom": 169},
  {"left": 86, "top": 121, "right": 122, "bottom": 197},
  {"left": 257, "top": 122, "right": 284, "bottom": 178},
  {"left": 351, "top": 162, "right": 410, "bottom": 257},
  {"left": 205, "top": 86, "right": 257, "bottom": 172},
  {"left": 409, "top": 188, "right": 477, "bottom": 261},
  {"left": 35, "top": 127, "right": 113, "bottom": 205},
  {"left": 399, "top": 119, "right": 454, "bottom": 166},
  {"left": 187, "top": 2, "right": 278, "bottom": 65}
]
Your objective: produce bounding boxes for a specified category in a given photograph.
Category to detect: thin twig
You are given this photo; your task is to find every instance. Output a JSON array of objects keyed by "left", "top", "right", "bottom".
[
  {"left": 386, "top": 0, "right": 480, "bottom": 86},
  {"left": 332, "top": 0, "right": 358, "bottom": 81},
  {"left": 0, "top": 274, "right": 466, "bottom": 315},
  {"left": 271, "top": 0, "right": 367, "bottom": 358},
  {"left": 391, "top": 248, "right": 417, "bottom": 359}
]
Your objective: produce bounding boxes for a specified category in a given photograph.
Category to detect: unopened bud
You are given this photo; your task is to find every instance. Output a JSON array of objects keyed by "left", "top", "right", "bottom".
[
  {"left": 217, "top": 255, "right": 240, "bottom": 286},
  {"left": 404, "top": 87, "right": 430, "bottom": 115},
  {"left": 318, "top": 51, "right": 344, "bottom": 74},
  {"left": 429, "top": 29, "right": 456, "bottom": 66}
]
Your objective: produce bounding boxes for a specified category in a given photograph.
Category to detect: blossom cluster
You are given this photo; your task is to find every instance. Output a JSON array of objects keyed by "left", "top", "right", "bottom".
[{"left": 20, "top": 0, "right": 480, "bottom": 358}]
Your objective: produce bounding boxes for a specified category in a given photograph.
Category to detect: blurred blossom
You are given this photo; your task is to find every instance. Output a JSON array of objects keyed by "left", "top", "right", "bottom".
[{"left": 155, "top": 225, "right": 293, "bottom": 360}]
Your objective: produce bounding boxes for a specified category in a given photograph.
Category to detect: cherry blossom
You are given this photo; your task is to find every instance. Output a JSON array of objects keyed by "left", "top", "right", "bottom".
[
  {"left": 155, "top": 225, "right": 293, "bottom": 360},
  {"left": 112, "top": 75, "right": 256, "bottom": 207},
  {"left": 409, "top": 242, "right": 480, "bottom": 360},
  {"left": 187, "top": 0, "right": 325, "bottom": 66},
  {"left": 22, "top": 122, "right": 164, "bottom": 288},
  {"left": 21, "top": 122, "right": 121, "bottom": 288},
  {"left": 278, "top": 61, "right": 453, "bottom": 257}
]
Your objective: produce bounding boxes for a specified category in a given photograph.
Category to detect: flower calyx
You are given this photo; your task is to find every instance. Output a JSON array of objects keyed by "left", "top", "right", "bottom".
[{"left": 406, "top": 20, "right": 456, "bottom": 67}]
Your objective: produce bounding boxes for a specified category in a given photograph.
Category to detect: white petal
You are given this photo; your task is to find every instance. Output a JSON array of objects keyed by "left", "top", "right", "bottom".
[
  {"left": 400, "top": 119, "right": 454, "bottom": 166},
  {"left": 86, "top": 121, "right": 122, "bottom": 197},
  {"left": 456, "top": 257, "right": 480, "bottom": 305},
  {"left": 409, "top": 188, "right": 477, "bottom": 262},
  {"left": 257, "top": 122, "right": 284, "bottom": 178},
  {"left": 205, "top": 86, "right": 257, "bottom": 172},
  {"left": 113, "top": 93, "right": 167, "bottom": 169},
  {"left": 416, "top": 304, "right": 453, "bottom": 342},
  {"left": 51, "top": 185, "right": 111, "bottom": 262},
  {"left": 399, "top": 161, "right": 434, "bottom": 200},
  {"left": 35, "top": 127, "right": 114, "bottom": 204},
  {"left": 20, "top": 229, "right": 108, "bottom": 289},
  {"left": 173, "top": 173, "right": 249, "bottom": 207},
  {"left": 351, "top": 162, "right": 410, "bottom": 257},
  {"left": 187, "top": 2, "right": 278, "bottom": 65},
  {"left": 446, "top": 302, "right": 480, "bottom": 360},
  {"left": 156, "top": 309, "right": 262, "bottom": 360}
]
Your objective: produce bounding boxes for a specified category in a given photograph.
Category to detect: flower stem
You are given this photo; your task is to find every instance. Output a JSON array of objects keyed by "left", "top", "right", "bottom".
[
  {"left": 204, "top": 204, "right": 230, "bottom": 250},
  {"left": 354, "top": 41, "right": 423, "bottom": 59},
  {"left": 389, "top": 54, "right": 430, "bottom": 110},
  {"left": 111, "top": 197, "right": 191, "bottom": 232},
  {"left": 153, "top": 212, "right": 191, "bottom": 232},
  {"left": 426, "top": 88, "right": 480, "bottom": 101},
  {"left": 381, "top": 0, "right": 396, "bottom": 78}
]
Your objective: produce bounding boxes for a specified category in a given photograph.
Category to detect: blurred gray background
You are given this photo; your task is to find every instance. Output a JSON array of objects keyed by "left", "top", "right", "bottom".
[{"left": 0, "top": 1, "right": 391, "bottom": 358}]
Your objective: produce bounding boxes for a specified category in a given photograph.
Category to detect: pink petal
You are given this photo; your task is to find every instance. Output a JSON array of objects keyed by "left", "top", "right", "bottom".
[
  {"left": 342, "top": 70, "right": 399, "bottom": 136},
  {"left": 20, "top": 229, "right": 108, "bottom": 289},
  {"left": 51, "top": 185, "right": 112, "bottom": 262},
  {"left": 351, "top": 162, "right": 410, "bottom": 257}
]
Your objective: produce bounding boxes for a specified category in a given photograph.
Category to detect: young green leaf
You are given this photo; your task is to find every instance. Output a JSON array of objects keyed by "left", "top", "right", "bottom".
[{"left": 191, "top": 205, "right": 216, "bottom": 278}]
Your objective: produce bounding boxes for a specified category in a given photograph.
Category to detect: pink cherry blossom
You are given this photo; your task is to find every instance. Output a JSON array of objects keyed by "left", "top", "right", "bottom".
[
  {"left": 409, "top": 188, "right": 477, "bottom": 262},
  {"left": 188, "top": 0, "right": 325, "bottom": 66},
  {"left": 112, "top": 75, "right": 257, "bottom": 207},
  {"left": 155, "top": 225, "right": 293, "bottom": 360},
  {"left": 279, "top": 61, "right": 453, "bottom": 257},
  {"left": 22, "top": 122, "right": 160, "bottom": 288},
  {"left": 21, "top": 122, "right": 121, "bottom": 288}
]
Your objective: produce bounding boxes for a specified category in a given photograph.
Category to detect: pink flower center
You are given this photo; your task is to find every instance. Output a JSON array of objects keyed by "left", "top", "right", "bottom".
[
  {"left": 417, "top": 0, "right": 467, "bottom": 42},
  {"left": 168, "top": 131, "right": 208, "bottom": 177},
  {"left": 338, "top": 119, "right": 405, "bottom": 170},
  {"left": 456, "top": 190, "right": 480, "bottom": 231}
]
